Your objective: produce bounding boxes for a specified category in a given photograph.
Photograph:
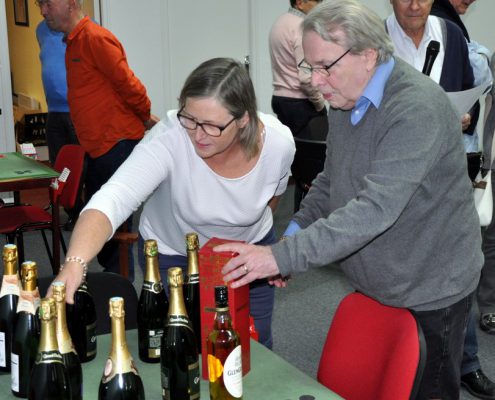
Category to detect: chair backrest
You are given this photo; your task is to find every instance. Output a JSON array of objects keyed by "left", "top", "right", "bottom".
[
  {"left": 317, "top": 292, "right": 426, "bottom": 400},
  {"left": 53, "top": 144, "right": 86, "bottom": 210},
  {"left": 37, "top": 272, "right": 138, "bottom": 335}
]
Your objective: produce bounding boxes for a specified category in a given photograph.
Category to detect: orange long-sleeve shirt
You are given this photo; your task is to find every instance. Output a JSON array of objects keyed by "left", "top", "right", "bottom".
[{"left": 65, "top": 17, "right": 151, "bottom": 158}]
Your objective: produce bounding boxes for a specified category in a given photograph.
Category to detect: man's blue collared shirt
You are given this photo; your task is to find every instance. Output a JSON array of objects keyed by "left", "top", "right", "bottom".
[{"left": 351, "top": 57, "right": 395, "bottom": 125}]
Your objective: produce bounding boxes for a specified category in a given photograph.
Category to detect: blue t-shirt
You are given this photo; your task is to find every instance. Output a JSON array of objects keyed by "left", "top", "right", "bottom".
[{"left": 36, "top": 20, "right": 69, "bottom": 112}]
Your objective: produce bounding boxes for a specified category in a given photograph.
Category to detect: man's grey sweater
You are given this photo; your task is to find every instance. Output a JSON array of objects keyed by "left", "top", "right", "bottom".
[{"left": 272, "top": 58, "right": 482, "bottom": 311}]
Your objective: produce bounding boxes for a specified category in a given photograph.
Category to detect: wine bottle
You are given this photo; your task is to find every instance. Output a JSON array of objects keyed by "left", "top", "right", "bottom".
[
  {"left": 137, "top": 239, "right": 168, "bottom": 363},
  {"left": 184, "top": 232, "right": 201, "bottom": 353},
  {"left": 98, "top": 297, "right": 145, "bottom": 400},
  {"left": 52, "top": 281, "right": 83, "bottom": 399},
  {"left": 0, "top": 244, "right": 20, "bottom": 373},
  {"left": 11, "top": 261, "right": 41, "bottom": 398},
  {"left": 207, "top": 286, "right": 243, "bottom": 400},
  {"left": 28, "top": 297, "right": 71, "bottom": 400},
  {"left": 66, "top": 280, "right": 97, "bottom": 362},
  {"left": 161, "top": 267, "right": 200, "bottom": 400}
]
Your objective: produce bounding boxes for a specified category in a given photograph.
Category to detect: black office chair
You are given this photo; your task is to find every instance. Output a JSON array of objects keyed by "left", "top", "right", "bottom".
[
  {"left": 291, "top": 115, "right": 328, "bottom": 211},
  {"left": 37, "top": 271, "right": 138, "bottom": 334}
]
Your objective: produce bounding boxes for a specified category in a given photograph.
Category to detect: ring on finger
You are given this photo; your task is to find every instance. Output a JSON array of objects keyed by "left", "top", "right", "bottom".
[{"left": 243, "top": 265, "right": 248, "bottom": 274}]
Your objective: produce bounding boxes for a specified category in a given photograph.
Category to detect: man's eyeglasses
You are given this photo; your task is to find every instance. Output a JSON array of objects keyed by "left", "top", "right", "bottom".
[
  {"left": 177, "top": 108, "right": 237, "bottom": 137},
  {"left": 298, "top": 48, "right": 352, "bottom": 76}
]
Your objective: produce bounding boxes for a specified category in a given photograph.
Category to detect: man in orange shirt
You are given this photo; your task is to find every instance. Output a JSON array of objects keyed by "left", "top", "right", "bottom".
[{"left": 37, "top": 0, "right": 159, "bottom": 278}]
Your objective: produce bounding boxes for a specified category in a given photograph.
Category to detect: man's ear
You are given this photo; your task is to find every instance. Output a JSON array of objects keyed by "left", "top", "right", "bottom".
[{"left": 363, "top": 48, "right": 379, "bottom": 71}]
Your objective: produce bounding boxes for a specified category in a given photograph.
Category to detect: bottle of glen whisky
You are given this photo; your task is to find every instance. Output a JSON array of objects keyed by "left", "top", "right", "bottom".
[
  {"left": 137, "top": 239, "right": 168, "bottom": 363},
  {"left": 98, "top": 297, "right": 145, "bottom": 400},
  {"left": 161, "top": 267, "right": 200, "bottom": 400},
  {"left": 28, "top": 297, "right": 71, "bottom": 400},
  {"left": 207, "top": 286, "right": 243, "bottom": 400},
  {"left": 184, "top": 232, "right": 201, "bottom": 353},
  {"left": 52, "top": 281, "right": 83, "bottom": 400},
  {"left": 11, "top": 261, "right": 41, "bottom": 398},
  {"left": 0, "top": 244, "right": 20, "bottom": 373}
]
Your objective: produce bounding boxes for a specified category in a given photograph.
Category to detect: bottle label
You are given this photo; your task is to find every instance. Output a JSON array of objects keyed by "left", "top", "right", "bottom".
[
  {"left": 143, "top": 280, "right": 163, "bottom": 294},
  {"left": 11, "top": 353, "right": 19, "bottom": 392},
  {"left": 223, "top": 345, "right": 243, "bottom": 398},
  {"left": 16, "top": 289, "right": 40, "bottom": 315},
  {"left": 0, "top": 275, "right": 20, "bottom": 298},
  {"left": 36, "top": 350, "right": 64, "bottom": 365},
  {"left": 0, "top": 332, "right": 5, "bottom": 367},
  {"left": 147, "top": 329, "right": 163, "bottom": 358},
  {"left": 187, "top": 274, "right": 199, "bottom": 285},
  {"left": 86, "top": 321, "right": 97, "bottom": 357},
  {"left": 167, "top": 315, "right": 193, "bottom": 331},
  {"left": 188, "top": 360, "right": 201, "bottom": 399}
]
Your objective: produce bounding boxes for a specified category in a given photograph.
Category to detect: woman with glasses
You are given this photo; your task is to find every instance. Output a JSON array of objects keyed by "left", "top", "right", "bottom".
[{"left": 50, "top": 57, "right": 295, "bottom": 349}]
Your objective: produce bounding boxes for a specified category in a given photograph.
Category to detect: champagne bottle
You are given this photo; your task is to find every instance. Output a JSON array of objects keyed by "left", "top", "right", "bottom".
[
  {"left": 137, "top": 239, "right": 168, "bottom": 363},
  {"left": 0, "top": 244, "right": 20, "bottom": 372},
  {"left": 11, "top": 261, "right": 41, "bottom": 398},
  {"left": 161, "top": 267, "right": 200, "bottom": 400},
  {"left": 52, "top": 281, "right": 83, "bottom": 399},
  {"left": 184, "top": 233, "right": 201, "bottom": 353},
  {"left": 67, "top": 280, "right": 97, "bottom": 362},
  {"left": 98, "top": 297, "right": 145, "bottom": 400},
  {"left": 207, "top": 286, "right": 243, "bottom": 400},
  {"left": 28, "top": 297, "right": 71, "bottom": 400}
]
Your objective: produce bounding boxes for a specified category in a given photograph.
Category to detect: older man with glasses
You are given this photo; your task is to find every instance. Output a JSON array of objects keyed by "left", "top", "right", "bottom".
[{"left": 218, "top": 0, "right": 483, "bottom": 398}]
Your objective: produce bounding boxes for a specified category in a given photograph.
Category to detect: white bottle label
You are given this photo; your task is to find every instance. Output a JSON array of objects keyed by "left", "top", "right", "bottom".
[
  {"left": 0, "top": 275, "right": 20, "bottom": 298},
  {"left": 0, "top": 332, "right": 5, "bottom": 367},
  {"left": 223, "top": 345, "right": 242, "bottom": 398},
  {"left": 11, "top": 353, "right": 19, "bottom": 392}
]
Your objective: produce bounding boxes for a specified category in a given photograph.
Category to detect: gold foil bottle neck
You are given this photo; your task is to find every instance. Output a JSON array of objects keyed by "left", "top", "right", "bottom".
[
  {"left": 39, "top": 297, "right": 56, "bottom": 321},
  {"left": 109, "top": 297, "right": 125, "bottom": 319},
  {"left": 144, "top": 239, "right": 158, "bottom": 257},
  {"left": 3, "top": 244, "right": 18, "bottom": 275},
  {"left": 52, "top": 281, "right": 76, "bottom": 354},
  {"left": 167, "top": 267, "right": 188, "bottom": 317},
  {"left": 21, "top": 261, "right": 38, "bottom": 291},
  {"left": 185, "top": 232, "right": 199, "bottom": 251},
  {"left": 168, "top": 267, "right": 184, "bottom": 288},
  {"left": 39, "top": 297, "right": 59, "bottom": 353},
  {"left": 144, "top": 239, "right": 160, "bottom": 283}
]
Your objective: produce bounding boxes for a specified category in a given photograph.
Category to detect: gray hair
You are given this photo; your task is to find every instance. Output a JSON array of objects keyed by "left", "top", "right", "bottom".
[
  {"left": 303, "top": 0, "right": 394, "bottom": 65},
  {"left": 178, "top": 58, "right": 259, "bottom": 158}
]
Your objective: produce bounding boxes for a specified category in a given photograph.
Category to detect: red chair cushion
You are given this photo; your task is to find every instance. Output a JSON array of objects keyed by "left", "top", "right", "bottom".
[{"left": 0, "top": 205, "right": 52, "bottom": 233}]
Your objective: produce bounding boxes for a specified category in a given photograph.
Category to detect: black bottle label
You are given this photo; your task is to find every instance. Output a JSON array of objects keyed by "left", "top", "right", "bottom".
[
  {"left": 143, "top": 280, "right": 163, "bottom": 294},
  {"left": 188, "top": 360, "right": 201, "bottom": 399},
  {"left": 167, "top": 315, "right": 193, "bottom": 330},
  {"left": 187, "top": 274, "right": 199, "bottom": 285},
  {"left": 35, "top": 350, "right": 64, "bottom": 365},
  {"left": 86, "top": 322, "right": 97, "bottom": 357}
]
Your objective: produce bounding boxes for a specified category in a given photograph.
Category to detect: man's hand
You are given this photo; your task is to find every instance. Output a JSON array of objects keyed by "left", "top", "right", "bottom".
[
  {"left": 214, "top": 243, "right": 280, "bottom": 289},
  {"left": 461, "top": 113, "right": 472, "bottom": 131}
]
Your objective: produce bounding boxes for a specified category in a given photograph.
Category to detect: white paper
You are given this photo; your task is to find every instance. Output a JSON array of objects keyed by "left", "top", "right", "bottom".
[{"left": 447, "top": 80, "right": 492, "bottom": 118}]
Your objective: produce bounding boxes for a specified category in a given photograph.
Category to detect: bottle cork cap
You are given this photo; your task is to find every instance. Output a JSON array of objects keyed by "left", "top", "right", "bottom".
[
  {"left": 144, "top": 239, "right": 158, "bottom": 257},
  {"left": 185, "top": 232, "right": 199, "bottom": 251}
]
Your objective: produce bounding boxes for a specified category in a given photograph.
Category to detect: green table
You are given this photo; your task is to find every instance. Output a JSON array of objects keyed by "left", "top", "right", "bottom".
[
  {"left": 0, "top": 330, "right": 342, "bottom": 399},
  {"left": 0, "top": 152, "right": 61, "bottom": 274},
  {"left": 0, "top": 152, "right": 59, "bottom": 185}
]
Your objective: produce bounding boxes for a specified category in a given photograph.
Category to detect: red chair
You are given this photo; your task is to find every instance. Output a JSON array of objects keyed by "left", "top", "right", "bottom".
[
  {"left": 317, "top": 292, "right": 426, "bottom": 400},
  {"left": 0, "top": 145, "right": 86, "bottom": 268}
]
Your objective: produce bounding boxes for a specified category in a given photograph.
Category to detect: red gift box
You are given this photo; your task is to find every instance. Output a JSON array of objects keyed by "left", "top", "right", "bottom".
[{"left": 199, "top": 237, "right": 250, "bottom": 379}]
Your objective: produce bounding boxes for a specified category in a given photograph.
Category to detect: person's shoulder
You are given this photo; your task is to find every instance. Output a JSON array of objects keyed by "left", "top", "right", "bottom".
[{"left": 260, "top": 112, "right": 295, "bottom": 148}]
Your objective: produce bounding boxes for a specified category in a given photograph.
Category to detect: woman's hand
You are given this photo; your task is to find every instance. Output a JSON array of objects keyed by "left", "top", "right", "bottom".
[{"left": 46, "top": 261, "right": 84, "bottom": 304}]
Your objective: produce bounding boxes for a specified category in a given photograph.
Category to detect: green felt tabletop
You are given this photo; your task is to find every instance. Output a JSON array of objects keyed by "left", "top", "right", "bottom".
[
  {"left": 0, "top": 152, "right": 59, "bottom": 182},
  {"left": 0, "top": 329, "right": 341, "bottom": 399}
]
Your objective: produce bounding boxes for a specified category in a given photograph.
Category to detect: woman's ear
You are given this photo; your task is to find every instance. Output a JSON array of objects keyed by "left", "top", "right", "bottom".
[{"left": 237, "top": 111, "right": 250, "bottom": 129}]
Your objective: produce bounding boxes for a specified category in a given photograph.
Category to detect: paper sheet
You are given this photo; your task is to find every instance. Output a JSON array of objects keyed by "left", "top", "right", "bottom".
[{"left": 447, "top": 80, "right": 493, "bottom": 118}]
